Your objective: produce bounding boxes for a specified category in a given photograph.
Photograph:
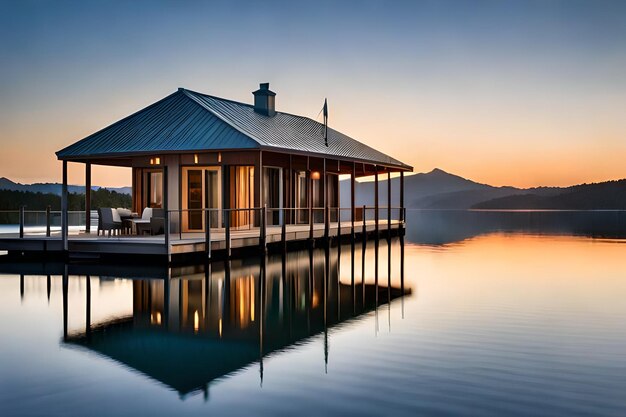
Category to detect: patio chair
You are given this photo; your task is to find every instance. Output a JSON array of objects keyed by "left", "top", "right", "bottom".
[
  {"left": 150, "top": 208, "right": 165, "bottom": 235},
  {"left": 116, "top": 208, "right": 134, "bottom": 234},
  {"left": 133, "top": 207, "right": 153, "bottom": 235},
  {"left": 97, "top": 208, "right": 122, "bottom": 237}
]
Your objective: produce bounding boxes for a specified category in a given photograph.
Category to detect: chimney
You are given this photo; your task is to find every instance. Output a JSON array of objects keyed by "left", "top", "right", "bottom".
[{"left": 253, "top": 82, "right": 276, "bottom": 116}]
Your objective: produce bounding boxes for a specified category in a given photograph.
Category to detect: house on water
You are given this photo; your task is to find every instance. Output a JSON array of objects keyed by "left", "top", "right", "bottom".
[{"left": 3, "top": 83, "right": 412, "bottom": 261}]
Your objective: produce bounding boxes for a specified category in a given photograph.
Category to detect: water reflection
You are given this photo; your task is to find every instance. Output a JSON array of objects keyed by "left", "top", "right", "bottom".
[
  {"left": 406, "top": 209, "right": 626, "bottom": 245},
  {"left": 16, "top": 240, "right": 408, "bottom": 399}
]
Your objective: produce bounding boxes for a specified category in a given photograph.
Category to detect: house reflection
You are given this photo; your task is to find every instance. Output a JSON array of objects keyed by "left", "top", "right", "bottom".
[{"left": 62, "top": 243, "right": 408, "bottom": 399}]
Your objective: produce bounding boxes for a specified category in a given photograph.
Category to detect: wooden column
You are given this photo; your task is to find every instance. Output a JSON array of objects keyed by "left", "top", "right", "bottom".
[
  {"left": 308, "top": 157, "right": 313, "bottom": 242},
  {"left": 374, "top": 167, "right": 379, "bottom": 236},
  {"left": 163, "top": 165, "right": 169, "bottom": 257},
  {"left": 85, "top": 162, "right": 91, "bottom": 233},
  {"left": 323, "top": 158, "right": 329, "bottom": 241},
  {"left": 351, "top": 163, "right": 356, "bottom": 235},
  {"left": 387, "top": 171, "right": 391, "bottom": 238},
  {"left": 255, "top": 151, "right": 263, "bottom": 227},
  {"left": 62, "top": 160, "right": 68, "bottom": 251},
  {"left": 205, "top": 170, "right": 212, "bottom": 259},
  {"left": 288, "top": 155, "right": 293, "bottom": 225},
  {"left": 400, "top": 171, "right": 405, "bottom": 223}
]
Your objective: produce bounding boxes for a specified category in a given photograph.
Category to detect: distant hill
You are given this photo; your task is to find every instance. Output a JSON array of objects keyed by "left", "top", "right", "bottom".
[
  {"left": 341, "top": 168, "right": 530, "bottom": 209},
  {"left": 474, "top": 179, "right": 626, "bottom": 209},
  {"left": 0, "top": 177, "right": 131, "bottom": 195},
  {"left": 340, "top": 168, "right": 625, "bottom": 210}
]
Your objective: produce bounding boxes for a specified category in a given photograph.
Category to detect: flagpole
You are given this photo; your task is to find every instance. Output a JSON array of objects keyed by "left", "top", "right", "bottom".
[{"left": 323, "top": 98, "right": 328, "bottom": 147}]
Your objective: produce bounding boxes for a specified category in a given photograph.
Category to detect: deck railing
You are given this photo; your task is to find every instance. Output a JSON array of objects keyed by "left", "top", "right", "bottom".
[
  {"left": 164, "top": 205, "right": 406, "bottom": 258},
  {"left": 0, "top": 207, "right": 91, "bottom": 238},
  {"left": 0, "top": 205, "right": 405, "bottom": 259}
]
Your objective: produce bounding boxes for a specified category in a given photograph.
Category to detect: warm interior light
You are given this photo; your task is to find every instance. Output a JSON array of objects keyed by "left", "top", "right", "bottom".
[
  {"left": 149, "top": 158, "right": 154, "bottom": 165},
  {"left": 218, "top": 152, "right": 222, "bottom": 163},
  {"left": 194, "top": 154, "right": 199, "bottom": 164},
  {"left": 155, "top": 157, "right": 161, "bottom": 165},
  {"left": 310, "top": 171, "right": 321, "bottom": 180}
]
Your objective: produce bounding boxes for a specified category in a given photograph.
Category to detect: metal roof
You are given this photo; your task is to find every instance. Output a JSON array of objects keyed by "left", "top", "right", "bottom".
[{"left": 57, "top": 88, "right": 412, "bottom": 170}]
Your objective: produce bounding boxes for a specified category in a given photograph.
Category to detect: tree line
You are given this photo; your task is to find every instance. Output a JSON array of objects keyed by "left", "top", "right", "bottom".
[{"left": 0, "top": 189, "right": 132, "bottom": 211}]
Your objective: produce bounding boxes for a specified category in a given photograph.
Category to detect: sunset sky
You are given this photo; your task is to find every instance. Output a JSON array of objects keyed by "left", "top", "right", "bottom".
[{"left": 1, "top": 0, "right": 625, "bottom": 188}]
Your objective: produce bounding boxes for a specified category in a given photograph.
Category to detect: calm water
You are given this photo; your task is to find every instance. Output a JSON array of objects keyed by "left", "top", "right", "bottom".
[{"left": 1, "top": 211, "right": 626, "bottom": 416}]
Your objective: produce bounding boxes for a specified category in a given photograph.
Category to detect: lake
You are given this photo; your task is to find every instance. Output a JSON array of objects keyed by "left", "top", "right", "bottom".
[{"left": 1, "top": 210, "right": 625, "bottom": 416}]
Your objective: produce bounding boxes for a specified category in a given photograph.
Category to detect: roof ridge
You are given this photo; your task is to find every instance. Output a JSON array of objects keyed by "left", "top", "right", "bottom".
[
  {"left": 183, "top": 87, "right": 320, "bottom": 121},
  {"left": 182, "top": 88, "right": 409, "bottom": 168}
]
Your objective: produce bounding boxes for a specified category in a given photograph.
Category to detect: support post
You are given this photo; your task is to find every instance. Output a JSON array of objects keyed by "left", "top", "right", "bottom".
[
  {"left": 351, "top": 163, "right": 356, "bottom": 238},
  {"left": 163, "top": 165, "right": 169, "bottom": 257},
  {"left": 400, "top": 171, "right": 405, "bottom": 224},
  {"left": 205, "top": 209, "right": 211, "bottom": 259},
  {"left": 225, "top": 208, "right": 231, "bottom": 258},
  {"left": 85, "top": 162, "right": 91, "bottom": 233},
  {"left": 288, "top": 155, "right": 293, "bottom": 225},
  {"left": 205, "top": 170, "right": 211, "bottom": 259},
  {"left": 323, "top": 158, "right": 329, "bottom": 242},
  {"left": 374, "top": 167, "right": 379, "bottom": 237},
  {"left": 19, "top": 205, "right": 25, "bottom": 238},
  {"left": 309, "top": 169, "right": 314, "bottom": 243},
  {"left": 260, "top": 205, "right": 267, "bottom": 253},
  {"left": 281, "top": 207, "right": 287, "bottom": 253},
  {"left": 46, "top": 205, "right": 51, "bottom": 237},
  {"left": 61, "top": 160, "right": 68, "bottom": 251},
  {"left": 387, "top": 171, "right": 391, "bottom": 239}
]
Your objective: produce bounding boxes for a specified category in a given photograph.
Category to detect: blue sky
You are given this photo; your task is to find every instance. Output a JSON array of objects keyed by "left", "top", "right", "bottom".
[{"left": 1, "top": 0, "right": 625, "bottom": 187}]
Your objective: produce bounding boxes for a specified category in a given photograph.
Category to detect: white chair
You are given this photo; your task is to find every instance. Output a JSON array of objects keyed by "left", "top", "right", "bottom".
[{"left": 132, "top": 207, "right": 153, "bottom": 235}]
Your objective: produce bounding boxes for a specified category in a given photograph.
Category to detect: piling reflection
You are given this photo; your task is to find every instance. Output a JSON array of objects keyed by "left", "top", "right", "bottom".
[{"left": 51, "top": 238, "right": 409, "bottom": 399}]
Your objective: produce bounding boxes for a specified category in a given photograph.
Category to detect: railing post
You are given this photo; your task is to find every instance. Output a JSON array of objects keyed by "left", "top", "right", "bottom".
[
  {"left": 62, "top": 160, "right": 68, "bottom": 252},
  {"left": 19, "top": 205, "right": 25, "bottom": 238},
  {"left": 225, "top": 208, "right": 231, "bottom": 258},
  {"left": 387, "top": 171, "right": 391, "bottom": 240},
  {"left": 400, "top": 171, "right": 405, "bottom": 223},
  {"left": 309, "top": 208, "right": 314, "bottom": 243},
  {"left": 374, "top": 170, "right": 379, "bottom": 238},
  {"left": 281, "top": 207, "right": 287, "bottom": 253},
  {"left": 324, "top": 203, "right": 329, "bottom": 242},
  {"left": 46, "top": 205, "right": 51, "bottom": 237},
  {"left": 165, "top": 211, "right": 170, "bottom": 253},
  {"left": 205, "top": 209, "right": 211, "bottom": 259},
  {"left": 362, "top": 205, "right": 367, "bottom": 242},
  {"left": 260, "top": 205, "right": 267, "bottom": 253},
  {"left": 163, "top": 165, "right": 169, "bottom": 259}
]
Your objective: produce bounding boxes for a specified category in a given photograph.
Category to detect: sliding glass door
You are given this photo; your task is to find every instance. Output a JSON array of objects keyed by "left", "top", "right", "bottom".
[
  {"left": 182, "top": 167, "right": 221, "bottom": 232},
  {"left": 263, "top": 167, "right": 282, "bottom": 226},
  {"left": 229, "top": 166, "right": 255, "bottom": 228}
]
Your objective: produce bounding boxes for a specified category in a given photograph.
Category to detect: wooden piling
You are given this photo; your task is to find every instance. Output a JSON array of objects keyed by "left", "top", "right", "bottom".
[
  {"left": 19, "top": 206, "right": 25, "bottom": 238},
  {"left": 46, "top": 205, "right": 51, "bottom": 237}
]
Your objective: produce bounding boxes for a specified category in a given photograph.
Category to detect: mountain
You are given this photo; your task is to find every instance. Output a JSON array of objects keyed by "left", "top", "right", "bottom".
[
  {"left": 341, "top": 168, "right": 529, "bottom": 209},
  {"left": 0, "top": 177, "right": 131, "bottom": 195},
  {"left": 474, "top": 179, "right": 626, "bottom": 209},
  {"left": 340, "top": 169, "right": 625, "bottom": 210}
]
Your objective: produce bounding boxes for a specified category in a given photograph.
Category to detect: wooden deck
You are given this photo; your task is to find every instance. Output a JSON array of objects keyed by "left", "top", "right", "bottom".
[{"left": 0, "top": 220, "right": 404, "bottom": 262}]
